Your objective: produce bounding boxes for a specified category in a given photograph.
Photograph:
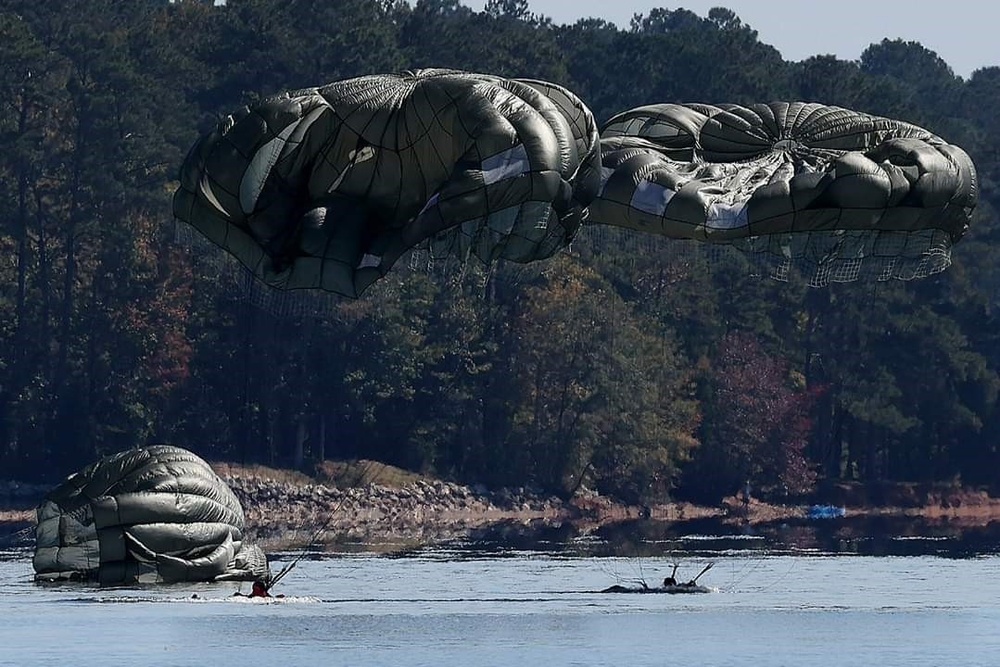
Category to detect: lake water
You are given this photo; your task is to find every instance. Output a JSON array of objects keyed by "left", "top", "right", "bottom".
[{"left": 2, "top": 519, "right": 999, "bottom": 667}]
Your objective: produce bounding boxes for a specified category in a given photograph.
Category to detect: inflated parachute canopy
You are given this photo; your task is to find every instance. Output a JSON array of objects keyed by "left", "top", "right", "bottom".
[
  {"left": 173, "top": 68, "right": 602, "bottom": 298},
  {"left": 33, "top": 445, "right": 269, "bottom": 585},
  {"left": 590, "top": 102, "right": 978, "bottom": 284}
]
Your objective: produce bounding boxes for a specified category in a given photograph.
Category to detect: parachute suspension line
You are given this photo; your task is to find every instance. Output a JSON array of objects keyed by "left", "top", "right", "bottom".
[
  {"left": 608, "top": 283, "right": 626, "bottom": 471},
  {"left": 240, "top": 271, "right": 256, "bottom": 467},
  {"left": 479, "top": 259, "right": 500, "bottom": 299},
  {"left": 267, "top": 458, "right": 384, "bottom": 590},
  {"left": 597, "top": 549, "right": 651, "bottom": 590},
  {"left": 447, "top": 249, "right": 472, "bottom": 293},
  {"left": 723, "top": 552, "right": 795, "bottom": 594},
  {"left": 4, "top": 524, "right": 35, "bottom": 547},
  {"left": 863, "top": 277, "right": 883, "bottom": 343}
]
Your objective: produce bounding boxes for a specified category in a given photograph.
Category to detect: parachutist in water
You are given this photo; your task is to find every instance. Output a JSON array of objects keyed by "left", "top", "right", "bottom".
[
  {"left": 235, "top": 579, "right": 284, "bottom": 598},
  {"left": 664, "top": 561, "right": 680, "bottom": 586}
]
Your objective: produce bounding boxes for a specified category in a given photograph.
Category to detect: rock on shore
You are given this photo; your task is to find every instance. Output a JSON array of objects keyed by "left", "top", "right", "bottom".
[
  {"left": 0, "top": 468, "right": 698, "bottom": 550},
  {"left": 225, "top": 473, "right": 582, "bottom": 548},
  {"left": 220, "top": 464, "right": 739, "bottom": 550},
  {"left": 7, "top": 465, "right": 999, "bottom": 553}
]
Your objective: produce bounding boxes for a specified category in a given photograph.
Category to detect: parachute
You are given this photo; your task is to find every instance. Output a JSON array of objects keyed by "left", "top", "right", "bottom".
[
  {"left": 589, "top": 102, "right": 978, "bottom": 284},
  {"left": 174, "top": 72, "right": 977, "bottom": 296},
  {"left": 33, "top": 445, "right": 269, "bottom": 585},
  {"left": 173, "top": 68, "right": 601, "bottom": 298}
]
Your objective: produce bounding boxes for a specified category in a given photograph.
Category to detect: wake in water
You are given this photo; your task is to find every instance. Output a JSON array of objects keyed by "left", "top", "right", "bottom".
[{"left": 65, "top": 594, "right": 324, "bottom": 604}]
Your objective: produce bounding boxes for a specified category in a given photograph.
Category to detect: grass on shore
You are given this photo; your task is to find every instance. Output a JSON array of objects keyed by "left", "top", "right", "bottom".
[{"left": 211, "top": 459, "right": 432, "bottom": 489}]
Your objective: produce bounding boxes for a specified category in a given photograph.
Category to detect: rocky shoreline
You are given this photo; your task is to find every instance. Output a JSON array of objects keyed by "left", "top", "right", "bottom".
[
  {"left": 0, "top": 472, "right": 732, "bottom": 550},
  {"left": 224, "top": 473, "right": 677, "bottom": 549},
  {"left": 3, "top": 469, "right": 1000, "bottom": 552},
  {"left": 228, "top": 476, "right": 1000, "bottom": 550}
]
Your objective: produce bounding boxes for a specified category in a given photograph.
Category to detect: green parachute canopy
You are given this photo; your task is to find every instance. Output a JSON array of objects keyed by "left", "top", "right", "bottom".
[
  {"left": 174, "top": 72, "right": 977, "bottom": 295},
  {"left": 33, "top": 445, "right": 268, "bottom": 585},
  {"left": 589, "top": 102, "right": 978, "bottom": 285},
  {"left": 173, "top": 68, "right": 601, "bottom": 298}
]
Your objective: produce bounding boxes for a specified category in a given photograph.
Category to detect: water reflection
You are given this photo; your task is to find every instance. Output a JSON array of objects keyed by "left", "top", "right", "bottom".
[
  {"left": 5, "top": 512, "right": 1000, "bottom": 564},
  {"left": 452, "top": 516, "right": 1000, "bottom": 559}
]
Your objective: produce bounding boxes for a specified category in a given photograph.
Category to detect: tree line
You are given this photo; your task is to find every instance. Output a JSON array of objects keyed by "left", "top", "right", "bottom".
[{"left": 1, "top": 0, "right": 998, "bottom": 504}]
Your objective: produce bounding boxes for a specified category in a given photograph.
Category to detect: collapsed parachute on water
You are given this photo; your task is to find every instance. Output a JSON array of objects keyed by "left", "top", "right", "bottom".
[
  {"left": 173, "top": 68, "right": 601, "bottom": 298},
  {"left": 33, "top": 445, "right": 268, "bottom": 585},
  {"left": 589, "top": 102, "right": 978, "bottom": 285},
  {"left": 174, "top": 70, "right": 977, "bottom": 296}
]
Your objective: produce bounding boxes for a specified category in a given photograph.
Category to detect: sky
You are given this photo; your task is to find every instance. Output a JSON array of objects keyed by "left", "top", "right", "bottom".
[{"left": 460, "top": 0, "right": 998, "bottom": 80}]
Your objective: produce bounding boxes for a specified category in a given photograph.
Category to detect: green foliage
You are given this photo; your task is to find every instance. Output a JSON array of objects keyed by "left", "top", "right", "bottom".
[
  {"left": 681, "top": 331, "right": 817, "bottom": 501},
  {"left": 0, "top": 0, "right": 998, "bottom": 501}
]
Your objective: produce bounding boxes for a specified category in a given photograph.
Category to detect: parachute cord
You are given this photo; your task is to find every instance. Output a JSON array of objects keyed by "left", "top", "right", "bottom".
[
  {"left": 720, "top": 549, "right": 770, "bottom": 593},
  {"left": 480, "top": 259, "right": 499, "bottom": 299},
  {"left": 750, "top": 556, "right": 798, "bottom": 593},
  {"left": 597, "top": 555, "right": 650, "bottom": 590},
  {"left": 241, "top": 272, "right": 255, "bottom": 467},
  {"left": 4, "top": 524, "right": 34, "bottom": 545},
  {"left": 724, "top": 553, "right": 796, "bottom": 594},
  {"left": 267, "top": 458, "right": 384, "bottom": 590}
]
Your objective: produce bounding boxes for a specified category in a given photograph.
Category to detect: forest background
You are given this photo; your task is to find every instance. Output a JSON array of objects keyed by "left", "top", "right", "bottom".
[{"left": 1, "top": 0, "right": 998, "bottom": 507}]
